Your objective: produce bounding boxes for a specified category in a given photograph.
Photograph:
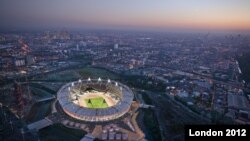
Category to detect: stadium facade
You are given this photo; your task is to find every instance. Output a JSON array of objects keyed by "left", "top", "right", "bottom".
[{"left": 57, "top": 78, "right": 134, "bottom": 122}]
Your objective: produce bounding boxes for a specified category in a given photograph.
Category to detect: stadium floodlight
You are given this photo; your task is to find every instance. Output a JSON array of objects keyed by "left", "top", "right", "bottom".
[
  {"left": 88, "top": 77, "right": 91, "bottom": 81},
  {"left": 98, "top": 77, "right": 102, "bottom": 82},
  {"left": 115, "top": 82, "right": 118, "bottom": 86},
  {"left": 78, "top": 79, "right": 82, "bottom": 83},
  {"left": 108, "top": 79, "right": 111, "bottom": 83}
]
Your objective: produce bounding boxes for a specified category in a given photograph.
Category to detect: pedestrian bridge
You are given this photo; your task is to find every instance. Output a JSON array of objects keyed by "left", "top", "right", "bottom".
[
  {"left": 35, "top": 96, "right": 56, "bottom": 103},
  {"left": 27, "top": 117, "right": 53, "bottom": 131},
  {"left": 139, "top": 104, "right": 155, "bottom": 109}
]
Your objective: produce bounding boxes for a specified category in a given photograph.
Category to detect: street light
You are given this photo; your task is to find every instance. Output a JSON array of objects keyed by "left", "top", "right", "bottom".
[
  {"left": 3, "top": 112, "right": 7, "bottom": 122},
  {"left": 9, "top": 120, "right": 13, "bottom": 131},
  {"left": 21, "top": 128, "right": 25, "bottom": 141},
  {"left": 0, "top": 103, "right": 3, "bottom": 114}
]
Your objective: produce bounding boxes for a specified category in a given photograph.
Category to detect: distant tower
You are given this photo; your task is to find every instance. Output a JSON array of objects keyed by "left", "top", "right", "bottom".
[{"left": 114, "top": 43, "right": 119, "bottom": 49}]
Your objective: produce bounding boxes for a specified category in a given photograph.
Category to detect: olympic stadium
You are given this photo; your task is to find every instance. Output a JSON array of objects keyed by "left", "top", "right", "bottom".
[{"left": 57, "top": 78, "right": 134, "bottom": 122}]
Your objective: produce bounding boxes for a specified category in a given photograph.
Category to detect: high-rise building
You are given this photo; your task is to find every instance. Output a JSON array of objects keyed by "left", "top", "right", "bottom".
[
  {"left": 26, "top": 55, "right": 35, "bottom": 65},
  {"left": 76, "top": 44, "right": 79, "bottom": 51},
  {"left": 114, "top": 43, "right": 119, "bottom": 49},
  {"left": 13, "top": 57, "right": 26, "bottom": 67}
]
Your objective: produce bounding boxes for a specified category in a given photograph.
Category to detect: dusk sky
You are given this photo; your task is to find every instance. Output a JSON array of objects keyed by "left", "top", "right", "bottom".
[{"left": 1, "top": 0, "right": 250, "bottom": 31}]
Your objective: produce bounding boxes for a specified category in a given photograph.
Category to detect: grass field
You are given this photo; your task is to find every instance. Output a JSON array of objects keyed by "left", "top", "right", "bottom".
[{"left": 84, "top": 97, "right": 108, "bottom": 109}]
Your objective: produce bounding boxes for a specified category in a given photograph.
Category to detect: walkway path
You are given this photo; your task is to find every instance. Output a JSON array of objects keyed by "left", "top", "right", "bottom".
[{"left": 27, "top": 117, "right": 53, "bottom": 131}]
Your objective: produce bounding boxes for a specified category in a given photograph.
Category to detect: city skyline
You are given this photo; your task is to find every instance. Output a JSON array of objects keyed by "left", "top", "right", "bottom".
[{"left": 1, "top": 0, "right": 250, "bottom": 32}]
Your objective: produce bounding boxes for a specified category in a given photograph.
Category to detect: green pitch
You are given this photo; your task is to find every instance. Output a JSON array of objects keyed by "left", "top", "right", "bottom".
[{"left": 85, "top": 97, "right": 108, "bottom": 109}]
